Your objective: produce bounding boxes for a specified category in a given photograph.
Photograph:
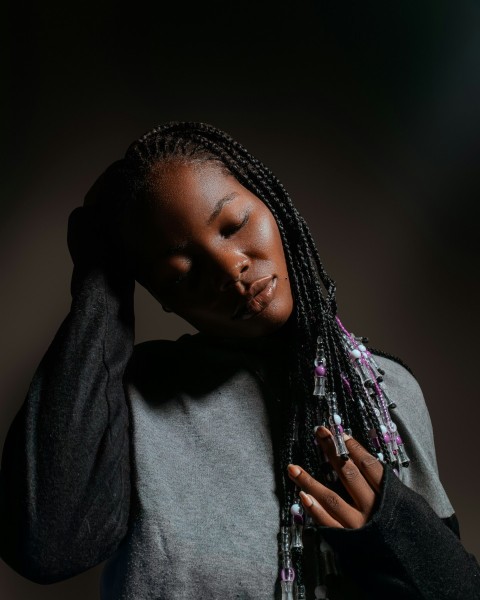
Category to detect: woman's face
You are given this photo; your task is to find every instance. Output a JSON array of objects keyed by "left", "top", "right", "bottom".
[{"left": 128, "top": 160, "right": 294, "bottom": 338}]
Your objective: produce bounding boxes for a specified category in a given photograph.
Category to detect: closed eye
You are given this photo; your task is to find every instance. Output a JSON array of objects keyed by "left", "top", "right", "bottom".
[{"left": 221, "top": 212, "right": 250, "bottom": 238}]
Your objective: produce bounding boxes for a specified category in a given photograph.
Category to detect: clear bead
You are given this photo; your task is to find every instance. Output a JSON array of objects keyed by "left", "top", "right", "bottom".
[
  {"left": 333, "top": 433, "right": 348, "bottom": 459},
  {"left": 290, "top": 523, "right": 303, "bottom": 549},
  {"left": 314, "top": 375, "right": 326, "bottom": 397},
  {"left": 397, "top": 442, "right": 410, "bottom": 467},
  {"left": 280, "top": 581, "right": 295, "bottom": 600},
  {"left": 304, "top": 514, "right": 315, "bottom": 529},
  {"left": 355, "top": 361, "right": 371, "bottom": 384},
  {"left": 282, "top": 553, "right": 293, "bottom": 570},
  {"left": 280, "top": 526, "right": 290, "bottom": 554},
  {"left": 369, "top": 355, "right": 385, "bottom": 375},
  {"left": 379, "top": 384, "right": 396, "bottom": 409}
]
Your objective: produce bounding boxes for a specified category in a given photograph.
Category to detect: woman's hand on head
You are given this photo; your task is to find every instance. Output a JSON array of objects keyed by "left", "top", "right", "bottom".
[
  {"left": 67, "top": 161, "right": 134, "bottom": 277},
  {"left": 287, "top": 427, "right": 384, "bottom": 529}
]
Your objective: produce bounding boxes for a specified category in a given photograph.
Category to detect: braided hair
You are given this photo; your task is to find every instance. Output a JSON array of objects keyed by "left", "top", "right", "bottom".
[{"left": 113, "top": 121, "right": 410, "bottom": 594}]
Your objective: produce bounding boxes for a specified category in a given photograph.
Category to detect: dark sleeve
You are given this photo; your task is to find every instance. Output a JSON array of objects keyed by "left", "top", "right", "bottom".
[
  {"left": 0, "top": 265, "right": 135, "bottom": 584},
  {"left": 441, "top": 513, "right": 461, "bottom": 539},
  {"left": 320, "top": 466, "right": 480, "bottom": 600}
]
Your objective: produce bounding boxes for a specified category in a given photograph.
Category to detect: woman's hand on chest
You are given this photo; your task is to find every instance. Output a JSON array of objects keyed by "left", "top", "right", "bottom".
[{"left": 287, "top": 427, "right": 384, "bottom": 529}]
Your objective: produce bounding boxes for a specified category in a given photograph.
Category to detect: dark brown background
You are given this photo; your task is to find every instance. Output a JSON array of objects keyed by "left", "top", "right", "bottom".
[{"left": 1, "top": 1, "right": 479, "bottom": 597}]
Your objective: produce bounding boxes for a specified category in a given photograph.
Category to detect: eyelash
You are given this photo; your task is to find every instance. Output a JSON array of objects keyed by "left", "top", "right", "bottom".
[
  {"left": 222, "top": 212, "right": 250, "bottom": 238},
  {"left": 167, "top": 212, "right": 250, "bottom": 286}
]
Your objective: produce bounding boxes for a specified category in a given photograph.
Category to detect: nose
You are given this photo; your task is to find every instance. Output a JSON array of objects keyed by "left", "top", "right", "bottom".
[{"left": 216, "top": 252, "right": 250, "bottom": 292}]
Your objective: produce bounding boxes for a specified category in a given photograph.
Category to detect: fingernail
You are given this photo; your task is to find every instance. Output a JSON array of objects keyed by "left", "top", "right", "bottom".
[
  {"left": 343, "top": 433, "right": 352, "bottom": 441},
  {"left": 316, "top": 426, "right": 332, "bottom": 440},
  {"left": 299, "top": 491, "right": 314, "bottom": 507},
  {"left": 287, "top": 464, "right": 301, "bottom": 478}
]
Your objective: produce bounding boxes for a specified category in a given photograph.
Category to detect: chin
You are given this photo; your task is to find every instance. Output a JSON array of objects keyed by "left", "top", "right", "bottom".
[{"left": 235, "top": 317, "right": 291, "bottom": 338}]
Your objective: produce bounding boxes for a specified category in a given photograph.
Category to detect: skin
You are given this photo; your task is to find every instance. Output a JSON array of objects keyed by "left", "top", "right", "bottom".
[
  {"left": 127, "top": 160, "right": 294, "bottom": 338},
  {"left": 288, "top": 426, "right": 384, "bottom": 528},
  {"left": 122, "top": 158, "right": 383, "bottom": 528}
]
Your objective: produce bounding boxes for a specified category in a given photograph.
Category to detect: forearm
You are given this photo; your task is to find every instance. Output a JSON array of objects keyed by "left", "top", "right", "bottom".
[{"left": 0, "top": 266, "right": 134, "bottom": 583}]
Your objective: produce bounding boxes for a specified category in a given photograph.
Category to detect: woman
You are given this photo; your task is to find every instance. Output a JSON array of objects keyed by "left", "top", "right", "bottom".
[{"left": 1, "top": 122, "right": 479, "bottom": 599}]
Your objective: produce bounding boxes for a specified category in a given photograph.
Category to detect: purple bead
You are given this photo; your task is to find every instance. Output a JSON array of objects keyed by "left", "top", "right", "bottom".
[
  {"left": 396, "top": 435, "right": 403, "bottom": 445},
  {"left": 315, "top": 365, "right": 326, "bottom": 376},
  {"left": 337, "top": 425, "right": 344, "bottom": 434},
  {"left": 280, "top": 567, "right": 295, "bottom": 582},
  {"left": 341, "top": 374, "right": 352, "bottom": 393},
  {"left": 383, "top": 434, "right": 391, "bottom": 443},
  {"left": 293, "top": 514, "right": 304, "bottom": 525},
  {"left": 372, "top": 437, "right": 380, "bottom": 449}
]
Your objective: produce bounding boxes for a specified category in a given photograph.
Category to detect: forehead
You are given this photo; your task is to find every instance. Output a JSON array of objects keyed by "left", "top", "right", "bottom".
[
  {"left": 147, "top": 161, "right": 238, "bottom": 215},
  {"left": 141, "top": 160, "right": 264, "bottom": 227},
  {"left": 129, "top": 160, "right": 262, "bottom": 256}
]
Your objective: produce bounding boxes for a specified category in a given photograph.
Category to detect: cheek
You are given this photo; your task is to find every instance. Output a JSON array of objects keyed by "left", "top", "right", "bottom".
[{"left": 251, "top": 212, "right": 286, "bottom": 261}]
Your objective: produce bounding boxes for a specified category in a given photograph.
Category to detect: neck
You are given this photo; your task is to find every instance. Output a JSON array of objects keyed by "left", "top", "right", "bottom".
[{"left": 197, "top": 316, "right": 294, "bottom": 352}]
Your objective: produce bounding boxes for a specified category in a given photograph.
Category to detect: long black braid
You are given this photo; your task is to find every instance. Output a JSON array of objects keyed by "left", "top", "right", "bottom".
[{"left": 113, "top": 121, "right": 410, "bottom": 594}]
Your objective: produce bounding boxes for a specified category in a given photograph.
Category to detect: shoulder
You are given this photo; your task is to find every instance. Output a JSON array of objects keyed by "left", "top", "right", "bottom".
[
  {"left": 371, "top": 353, "right": 436, "bottom": 446},
  {"left": 372, "top": 353, "right": 425, "bottom": 412},
  {"left": 371, "top": 352, "right": 454, "bottom": 518},
  {"left": 371, "top": 352, "right": 432, "bottom": 453}
]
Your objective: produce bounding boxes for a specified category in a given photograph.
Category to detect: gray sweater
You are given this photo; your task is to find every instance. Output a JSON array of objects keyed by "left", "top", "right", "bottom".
[
  {"left": 1, "top": 267, "right": 479, "bottom": 599},
  {"left": 99, "top": 332, "right": 454, "bottom": 600}
]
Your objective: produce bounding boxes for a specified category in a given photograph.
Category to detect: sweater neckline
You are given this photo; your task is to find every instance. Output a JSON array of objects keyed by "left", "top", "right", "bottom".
[{"left": 185, "top": 321, "right": 294, "bottom": 357}]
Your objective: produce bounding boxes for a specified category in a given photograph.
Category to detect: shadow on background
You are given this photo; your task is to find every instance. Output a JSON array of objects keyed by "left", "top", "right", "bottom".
[{"left": 1, "top": 0, "right": 479, "bottom": 597}]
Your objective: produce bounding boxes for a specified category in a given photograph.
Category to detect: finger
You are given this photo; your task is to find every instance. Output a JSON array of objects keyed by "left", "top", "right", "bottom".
[
  {"left": 315, "top": 427, "right": 376, "bottom": 514},
  {"left": 287, "top": 464, "right": 364, "bottom": 528},
  {"left": 299, "top": 491, "right": 343, "bottom": 528},
  {"left": 343, "top": 434, "right": 384, "bottom": 494}
]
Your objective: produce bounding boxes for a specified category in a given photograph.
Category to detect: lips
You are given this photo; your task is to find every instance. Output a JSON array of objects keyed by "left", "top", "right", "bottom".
[{"left": 232, "top": 275, "right": 278, "bottom": 320}]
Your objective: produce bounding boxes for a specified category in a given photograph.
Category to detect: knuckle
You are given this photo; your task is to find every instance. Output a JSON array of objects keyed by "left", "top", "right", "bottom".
[
  {"left": 353, "top": 514, "right": 368, "bottom": 528},
  {"left": 298, "top": 471, "right": 315, "bottom": 488},
  {"left": 343, "top": 467, "right": 359, "bottom": 482},
  {"left": 347, "top": 439, "right": 363, "bottom": 453},
  {"left": 361, "top": 456, "right": 380, "bottom": 470},
  {"left": 322, "top": 494, "right": 340, "bottom": 509}
]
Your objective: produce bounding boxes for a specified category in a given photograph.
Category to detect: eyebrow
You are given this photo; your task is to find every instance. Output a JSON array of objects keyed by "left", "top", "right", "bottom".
[
  {"left": 162, "top": 192, "right": 240, "bottom": 257},
  {"left": 206, "top": 192, "right": 239, "bottom": 225}
]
